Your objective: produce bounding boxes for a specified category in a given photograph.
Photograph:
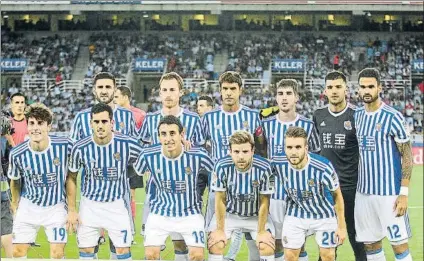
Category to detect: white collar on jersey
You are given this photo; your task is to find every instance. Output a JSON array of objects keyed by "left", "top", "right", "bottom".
[
  {"left": 364, "top": 101, "right": 385, "bottom": 116},
  {"left": 161, "top": 146, "right": 184, "bottom": 161},
  {"left": 277, "top": 113, "right": 300, "bottom": 125},
  {"left": 220, "top": 105, "right": 243, "bottom": 115},
  {"left": 327, "top": 103, "right": 349, "bottom": 117},
  {"left": 160, "top": 107, "right": 183, "bottom": 118},
  {"left": 91, "top": 133, "right": 114, "bottom": 147},
  {"left": 28, "top": 136, "right": 51, "bottom": 155}
]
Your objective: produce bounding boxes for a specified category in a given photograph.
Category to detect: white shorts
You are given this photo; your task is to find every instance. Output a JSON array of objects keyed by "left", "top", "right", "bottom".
[
  {"left": 355, "top": 193, "right": 412, "bottom": 244},
  {"left": 141, "top": 193, "right": 184, "bottom": 241},
  {"left": 282, "top": 215, "right": 338, "bottom": 249},
  {"left": 205, "top": 191, "right": 216, "bottom": 232},
  {"left": 208, "top": 213, "right": 275, "bottom": 240},
  {"left": 270, "top": 199, "right": 286, "bottom": 240},
  {"left": 13, "top": 197, "right": 67, "bottom": 244},
  {"left": 77, "top": 197, "right": 132, "bottom": 248},
  {"left": 144, "top": 213, "right": 205, "bottom": 248}
]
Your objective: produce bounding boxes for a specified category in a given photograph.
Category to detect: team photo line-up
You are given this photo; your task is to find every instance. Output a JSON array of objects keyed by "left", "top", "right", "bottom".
[{"left": 0, "top": 68, "right": 414, "bottom": 261}]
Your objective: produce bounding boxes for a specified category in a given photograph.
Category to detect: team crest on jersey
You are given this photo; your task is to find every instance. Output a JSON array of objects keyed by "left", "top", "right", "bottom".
[
  {"left": 53, "top": 157, "right": 61, "bottom": 166},
  {"left": 308, "top": 179, "right": 315, "bottom": 187},
  {"left": 344, "top": 121, "right": 352, "bottom": 130},
  {"left": 113, "top": 152, "right": 121, "bottom": 161},
  {"left": 376, "top": 123, "right": 382, "bottom": 131},
  {"left": 252, "top": 180, "right": 259, "bottom": 188},
  {"left": 119, "top": 122, "right": 125, "bottom": 129},
  {"left": 243, "top": 121, "right": 249, "bottom": 129},
  {"left": 185, "top": 167, "right": 192, "bottom": 175}
]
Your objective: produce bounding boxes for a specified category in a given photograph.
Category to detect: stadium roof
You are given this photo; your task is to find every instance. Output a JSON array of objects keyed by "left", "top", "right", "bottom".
[{"left": 1, "top": 0, "right": 422, "bottom": 12}]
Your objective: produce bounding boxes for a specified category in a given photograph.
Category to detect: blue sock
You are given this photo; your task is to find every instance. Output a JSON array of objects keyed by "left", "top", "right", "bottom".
[{"left": 117, "top": 252, "right": 132, "bottom": 260}]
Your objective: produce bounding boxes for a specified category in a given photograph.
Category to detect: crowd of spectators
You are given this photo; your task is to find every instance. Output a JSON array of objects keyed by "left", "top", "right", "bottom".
[
  {"left": 2, "top": 31, "right": 79, "bottom": 80},
  {"left": 364, "top": 35, "right": 423, "bottom": 80}
]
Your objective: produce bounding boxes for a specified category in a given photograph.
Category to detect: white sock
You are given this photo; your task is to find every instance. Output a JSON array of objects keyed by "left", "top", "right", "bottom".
[
  {"left": 16, "top": 256, "right": 27, "bottom": 259},
  {"left": 246, "top": 239, "right": 260, "bottom": 261},
  {"left": 175, "top": 251, "right": 189, "bottom": 261},
  {"left": 225, "top": 229, "right": 243, "bottom": 260},
  {"left": 395, "top": 249, "right": 412, "bottom": 261},
  {"left": 259, "top": 255, "right": 275, "bottom": 261},
  {"left": 299, "top": 251, "right": 309, "bottom": 261},
  {"left": 116, "top": 253, "right": 132, "bottom": 260},
  {"left": 366, "top": 249, "right": 386, "bottom": 261},
  {"left": 208, "top": 254, "right": 224, "bottom": 261},
  {"left": 110, "top": 251, "right": 117, "bottom": 260},
  {"left": 79, "top": 252, "right": 95, "bottom": 260}
]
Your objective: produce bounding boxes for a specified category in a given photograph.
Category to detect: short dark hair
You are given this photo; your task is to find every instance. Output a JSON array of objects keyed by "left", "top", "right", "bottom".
[
  {"left": 25, "top": 103, "right": 53, "bottom": 125},
  {"left": 274, "top": 79, "right": 299, "bottom": 96},
  {"left": 159, "top": 72, "right": 184, "bottom": 90},
  {"left": 198, "top": 96, "right": 214, "bottom": 107},
  {"left": 325, "top": 71, "right": 347, "bottom": 83},
  {"left": 285, "top": 126, "right": 307, "bottom": 140},
  {"left": 91, "top": 103, "right": 113, "bottom": 120},
  {"left": 10, "top": 92, "right": 26, "bottom": 103},
  {"left": 117, "top": 86, "right": 132, "bottom": 99},
  {"left": 93, "top": 72, "right": 116, "bottom": 87},
  {"left": 358, "top": 68, "right": 381, "bottom": 86},
  {"left": 219, "top": 71, "right": 242, "bottom": 89},
  {"left": 157, "top": 115, "right": 184, "bottom": 134}
]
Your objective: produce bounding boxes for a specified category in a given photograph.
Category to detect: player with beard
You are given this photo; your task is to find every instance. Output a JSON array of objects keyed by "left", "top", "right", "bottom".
[
  {"left": 313, "top": 71, "right": 366, "bottom": 261},
  {"left": 354, "top": 68, "right": 413, "bottom": 261},
  {"left": 202, "top": 71, "right": 261, "bottom": 261},
  {"left": 138, "top": 72, "right": 205, "bottom": 261},
  {"left": 256, "top": 79, "right": 320, "bottom": 261},
  {"left": 69, "top": 72, "right": 138, "bottom": 258},
  {"left": 273, "top": 126, "right": 346, "bottom": 261},
  {"left": 208, "top": 131, "right": 275, "bottom": 261}
]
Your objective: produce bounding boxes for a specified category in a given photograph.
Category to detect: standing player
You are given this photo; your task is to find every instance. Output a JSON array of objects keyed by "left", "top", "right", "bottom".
[
  {"left": 5, "top": 93, "right": 28, "bottom": 147},
  {"left": 70, "top": 72, "right": 138, "bottom": 142},
  {"left": 313, "top": 71, "right": 366, "bottom": 261},
  {"left": 70, "top": 72, "right": 138, "bottom": 254},
  {"left": 258, "top": 79, "right": 320, "bottom": 261},
  {"left": 66, "top": 103, "right": 143, "bottom": 260},
  {"left": 197, "top": 96, "right": 214, "bottom": 118},
  {"left": 273, "top": 126, "right": 346, "bottom": 261},
  {"left": 8, "top": 103, "right": 71, "bottom": 258},
  {"left": 138, "top": 72, "right": 205, "bottom": 260},
  {"left": 114, "top": 85, "right": 146, "bottom": 242},
  {"left": 207, "top": 130, "right": 275, "bottom": 261},
  {"left": 202, "top": 71, "right": 261, "bottom": 261},
  {"left": 135, "top": 116, "right": 214, "bottom": 261},
  {"left": 355, "top": 68, "right": 413, "bottom": 261}
]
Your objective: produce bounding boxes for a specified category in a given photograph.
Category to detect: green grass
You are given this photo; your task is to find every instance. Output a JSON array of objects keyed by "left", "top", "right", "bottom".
[{"left": 2, "top": 166, "right": 423, "bottom": 260}]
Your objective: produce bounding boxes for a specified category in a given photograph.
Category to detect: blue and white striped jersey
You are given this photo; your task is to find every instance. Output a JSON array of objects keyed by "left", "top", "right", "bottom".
[
  {"left": 69, "top": 106, "right": 138, "bottom": 142},
  {"left": 134, "top": 145, "right": 214, "bottom": 217},
  {"left": 68, "top": 133, "right": 143, "bottom": 202},
  {"left": 261, "top": 113, "right": 321, "bottom": 159},
  {"left": 8, "top": 136, "right": 72, "bottom": 207},
  {"left": 138, "top": 108, "right": 205, "bottom": 146},
  {"left": 202, "top": 106, "right": 261, "bottom": 160},
  {"left": 354, "top": 103, "right": 409, "bottom": 196},
  {"left": 272, "top": 153, "right": 339, "bottom": 219},
  {"left": 211, "top": 155, "right": 274, "bottom": 217}
]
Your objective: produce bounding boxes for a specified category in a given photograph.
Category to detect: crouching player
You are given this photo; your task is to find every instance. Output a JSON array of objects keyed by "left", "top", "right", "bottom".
[
  {"left": 8, "top": 103, "right": 71, "bottom": 258},
  {"left": 66, "top": 103, "right": 143, "bottom": 260},
  {"left": 273, "top": 126, "right": 346, "bottom": 261},
  {"left": 208, "top": 130, "right": 276, "bottom": 261},
  {"left": 134, "top": 115, "right": 214, "bottom": 261}
]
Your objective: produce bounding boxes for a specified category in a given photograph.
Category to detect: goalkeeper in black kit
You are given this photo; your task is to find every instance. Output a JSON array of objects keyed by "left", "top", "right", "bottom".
[{"left": 313, "top": 71, "right": 367, "bottom": 261}]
